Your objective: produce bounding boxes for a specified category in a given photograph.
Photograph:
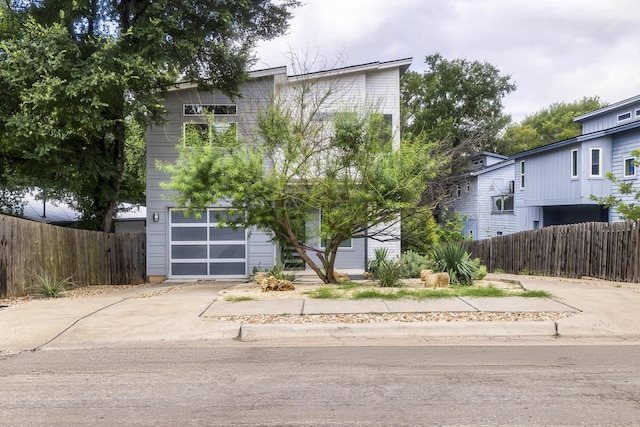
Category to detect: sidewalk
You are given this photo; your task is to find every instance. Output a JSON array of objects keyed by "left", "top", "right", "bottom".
[{"left": 1, "top": 274, "right": 640, "bottom": 351}]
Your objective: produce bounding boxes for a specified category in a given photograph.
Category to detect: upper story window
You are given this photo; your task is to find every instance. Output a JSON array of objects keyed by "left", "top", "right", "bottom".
[
  {"left": 519, "top": 161, "right": 525, "bottom": 189},
  {"left": 183, "top": 104, "right": 237, "bottom": 116},
  {"left": 617, "top": 111, "right": 632, "bottom": 122},
  {"left": 624, "top": 157, "right": 636, "bottom": 178},
  {"left": 183, "top": 121, "right": 237, "bottom": 146},
  {"left": 635, "top": 108, "right": 640, "bottom": 118},
  {"left": 571, "top": 149, "right": 578, "bottom": 179},
  {"left": 456, "top": 183, "right": 462, "bottom": 198},
  {"left": 590, "top": 148, "right": 602, "bottom": 177},
  {"left": 466, "top": 180, "right": 471, "bottom": 192}
]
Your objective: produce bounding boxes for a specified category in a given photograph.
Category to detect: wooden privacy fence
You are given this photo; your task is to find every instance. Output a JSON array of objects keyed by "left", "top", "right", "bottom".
[
  {"left": 0, "top": 214, "right": 146, "bottom": 298},
  {"left": 466, "top": 220, "right": 640, "bottom": 283}
]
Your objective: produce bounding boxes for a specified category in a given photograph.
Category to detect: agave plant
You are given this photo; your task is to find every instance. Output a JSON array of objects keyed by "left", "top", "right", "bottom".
[{"left": 431, "top": 242, "right": 478, "bottom": 286}]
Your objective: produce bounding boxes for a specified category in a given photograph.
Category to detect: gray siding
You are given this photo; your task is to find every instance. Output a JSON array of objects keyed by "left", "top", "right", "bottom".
[
  {"left": 581, "top": 103, "right": 640, "bottom": 134},
  {"left": 146, "top": 76, "right": 277, "bottom": 277},
  {"left": 610, "top": 128, "right": 640, "bottom": 221},
  {"left": 477, "top": 165, "right": 516, "bottom": 239},
  {"left": 518, "top": 140, "right": 611, "bottom": 207}
]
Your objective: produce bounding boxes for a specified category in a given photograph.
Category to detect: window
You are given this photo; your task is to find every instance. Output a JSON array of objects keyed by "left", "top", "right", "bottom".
[
  {"left": 636, "top": 108, "right": 640, "bottom": 117},
  {"left": 590, "top": 148, "right": 602, "bottom": 177},
  {"left": 571, "top": 149, "right": 578, "bottom": 178},
  {"left": 492, "top": 195, "right": 514, "bottom": 213},
  {"left": 624, "top": 157, "right": 636, "bottom": 178},
  {"left": 183, "top": 121, "right": 237, "bottom": 146},
  {"left": 319, "top": 212, "right": 352, "bottom": 249},
  {"left": 520, "top": 161, "right": 525, "bottom": 189},
  {"left": 183, "top": 104, "right": 237, "bottom": 116},
  {"left": 466, "top": 180, "right": 471, "bottom": 192},
  {"left": 456, "top": 183, "right": 461, "bottom": 198},
  {"left": 617, "top": 111, "right": 632, "bottom": 122}
]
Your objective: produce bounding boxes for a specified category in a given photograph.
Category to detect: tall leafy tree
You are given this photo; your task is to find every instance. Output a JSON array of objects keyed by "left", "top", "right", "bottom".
[
  {"left": 495, "top": 96, "right": 607, "bottom": 155},
  {"left": 401, "top": 53, "right": 516, "bottom": 159},
  {"left": 0, "top": 0, "right": 298, "bottom": 231},
  {"left": 160, "top": 74, "right": 443, "bottom": 283}
]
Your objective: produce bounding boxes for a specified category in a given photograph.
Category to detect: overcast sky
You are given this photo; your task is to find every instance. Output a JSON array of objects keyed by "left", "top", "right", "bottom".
[{"left": 254, "top": 0, "right": 640, "bottom": 122}]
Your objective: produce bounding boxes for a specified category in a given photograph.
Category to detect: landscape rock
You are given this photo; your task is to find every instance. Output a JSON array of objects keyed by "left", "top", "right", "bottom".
[
  {"left": 257, "top": 275, "right": 295, "bottom": 292},
  {"left": 420, "top": 269, "right": 434, "bottom": 281},
  {"left": 335, "top": 272, "right": 350, "bottom": 283},
  {"left": 424, "top": 272, "right": 450, "bottom": 288}
]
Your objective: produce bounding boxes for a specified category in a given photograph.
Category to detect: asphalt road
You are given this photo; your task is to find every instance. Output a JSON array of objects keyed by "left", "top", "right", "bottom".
[{"left": 1, "top": 343, "right": 639, "bottom": 426}]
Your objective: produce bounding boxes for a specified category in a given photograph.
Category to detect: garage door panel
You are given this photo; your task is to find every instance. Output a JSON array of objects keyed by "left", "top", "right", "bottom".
[
  {"left": 210, "top": 245, "right": 245, "bottom": 259},
  {"left": 171, "top": 245, "right": 207, "bottom": 259},
  {"left": 209, "top": 227, "right": 245, "bottom": 241},
  {"left": 171, "top": 210, "right": 207, "bottom": 223},
  {"left": 171, "top": 227, "right": 207, "bottom": 241},
  {"left": 172, "top": 263, "right": 208, "bottom": 276},
  {"left": 209, "top": 262, "right": 246, "bottom": 275}
]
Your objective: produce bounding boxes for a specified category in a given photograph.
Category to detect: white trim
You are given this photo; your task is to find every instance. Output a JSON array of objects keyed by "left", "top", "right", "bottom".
[
  {"left": 589, "top": 148, "right": 602, "bottom": 178},
  {"left": 519, "top": 161, "right": 525, "bottom": 189},
  {"left": 571, "top": 149, "right": 579, "bottom": 179},
  {"left": 183, "top": 104, "right": 237, "bottom": 116},
  {"left": 623, "top": 157, "right": 636, "bottom": 178},
  {"left": 617, "top": 111, "right": 632, "bottom": 122}
]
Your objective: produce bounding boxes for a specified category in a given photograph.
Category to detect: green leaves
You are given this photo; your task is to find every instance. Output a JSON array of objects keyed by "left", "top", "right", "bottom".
[
  {"left": 0, "top": 0, "right": 299, "bottom": 230},
  {"left": 497, "top": 97, "right": 607, "bottom": 155}
]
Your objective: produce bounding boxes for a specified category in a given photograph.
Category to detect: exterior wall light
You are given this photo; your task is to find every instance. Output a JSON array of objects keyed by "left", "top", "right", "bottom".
[{"left": 153, "top": 212, "right": 160, "bottom": 222}]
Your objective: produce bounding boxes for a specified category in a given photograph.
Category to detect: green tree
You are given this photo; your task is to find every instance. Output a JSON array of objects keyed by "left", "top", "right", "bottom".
[
  {"left": 160, "top": 73, "right": 444, "bottom": 283},
  {"left": 0, "top": 0, "right": 298, "bottom": 231},
  {"left": 401, "top": 53, "right": 516, "bottom": 158},
  {"left": 591, "top": 151, "right": 640, "bottom": 220},
  {"left": 496, "top": 97, "right": 607, "bottom": 155}
]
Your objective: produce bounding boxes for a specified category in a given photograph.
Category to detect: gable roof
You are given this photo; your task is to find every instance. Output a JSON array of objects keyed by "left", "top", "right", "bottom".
[
  {"left": 512, "top": 119, "right": 640, "bottom": 159},
  {"left": 574, "top": 94, "right": 640, "bottom": 122},
  {"left": 286, "top": 58, "right": 413, "bottom": 83}
]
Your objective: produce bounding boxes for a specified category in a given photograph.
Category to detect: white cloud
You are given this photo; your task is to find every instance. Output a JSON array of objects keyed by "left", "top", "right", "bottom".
[{"left": 255, "top": 0, "right": 640, "bottom": 122}]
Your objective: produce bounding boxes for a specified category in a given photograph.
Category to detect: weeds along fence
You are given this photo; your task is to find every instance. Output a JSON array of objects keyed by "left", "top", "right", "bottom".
[
  {"left": 0, "top": 214, "right": 146, "bottom": 298},
  {"left": 466, "top": 220, "right": 640, "bottom": 283}
]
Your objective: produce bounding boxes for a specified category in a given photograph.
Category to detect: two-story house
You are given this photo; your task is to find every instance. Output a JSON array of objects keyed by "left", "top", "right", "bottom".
[
  {"left": 445, "top": 152, "right": 516, "bottom": 240},
  {"left": 145, "top": 58, "right": 412, "bottom": 282},
  {"left": 513, "top": 94, "right": 640, "bottom": 231},
  {"left": 446, "top": 94, "right": 640, "bottom": 238}
]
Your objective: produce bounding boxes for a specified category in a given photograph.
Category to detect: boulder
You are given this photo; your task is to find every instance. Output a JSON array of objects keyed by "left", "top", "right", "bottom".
[
  {"left": 424, "top": 272, "right": 450, "bottom": 288},
  {"left": 419, "top": 269, "right": 434, "bottom": 281},
  {"left": 335, "top": 272, "right": 350, "bottom": 283},
  {"left": 256, "top": 275, "right": 295, "bottom": 292}
]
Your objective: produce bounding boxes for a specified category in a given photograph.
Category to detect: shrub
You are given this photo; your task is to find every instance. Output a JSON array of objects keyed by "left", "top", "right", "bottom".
[
  {"left": 268, "top": 263, "right": 296, "bottom": 282},
  {"left": 28, "top": 270, "right": 74, "bottom": 298},
  {"left": 473, "top": 258, "right": 488, "bottom": 280},
  {"left": 399, "top": 250, "right": 433, "bottom": 278},
  {"left": 368, "top": 248, "right": 403, "bottom": 287},
  {"left": 431, "top": 242, "right": 478, "bottom": 286}
]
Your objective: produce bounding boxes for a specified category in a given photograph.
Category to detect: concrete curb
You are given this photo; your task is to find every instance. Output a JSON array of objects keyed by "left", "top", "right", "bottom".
[{"left": 237, "top": 320, "right": 558, "bottom": 341}]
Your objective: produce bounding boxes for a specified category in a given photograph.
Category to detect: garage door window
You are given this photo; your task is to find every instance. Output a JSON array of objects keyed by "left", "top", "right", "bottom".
[{"left": 170, "top": 209, "right": 247, "bottom": 277}]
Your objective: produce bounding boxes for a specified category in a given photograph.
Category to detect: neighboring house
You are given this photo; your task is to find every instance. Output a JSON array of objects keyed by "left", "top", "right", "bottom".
[
  {"left": 448, "top": 94, "right": 640, "bottom": 238},
  {"left": 513, "top": 94, "right": 640, "bottom": 230},
  {"left": 5, "top": 190, "right": 146, "bottom": 232},
  {"left": 445, "top": 152, "right": 516, "bottom": 240},
  {"left": 145, "top": 58, "right": 412, "bottom": 282}
]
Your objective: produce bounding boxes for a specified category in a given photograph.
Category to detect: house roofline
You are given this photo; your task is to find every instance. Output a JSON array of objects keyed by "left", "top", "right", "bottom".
[
  {"left": 574, "top": 94, "right": 640, "bottom": 122},
  {"left": 471, "top": 159, "right": 515, "bottom": 176},
  {"left": 168, "top": 66, "right": 288, "bottom": 91},
  {"left": 511, "top": 120, "right": 640, "bottom": 159},
  {"left": 286, "top": 58, "right": 413, "bottom": 82}
]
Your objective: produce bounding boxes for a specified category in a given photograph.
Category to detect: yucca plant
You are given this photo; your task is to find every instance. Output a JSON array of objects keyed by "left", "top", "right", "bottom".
[
  {"left": 432, "top": 242, "right": 478, "bottom": 286},
  {"left": 28, "top": 270, "right": 75, "bottom": 298},
  {"left": 369, "top": 248, "right": 403, "bottom": 287}
]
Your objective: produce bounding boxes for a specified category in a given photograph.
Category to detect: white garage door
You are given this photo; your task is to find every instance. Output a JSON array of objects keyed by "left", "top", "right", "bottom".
[{"left": 169, "top": 209, "right": 247, "bottom": 278}]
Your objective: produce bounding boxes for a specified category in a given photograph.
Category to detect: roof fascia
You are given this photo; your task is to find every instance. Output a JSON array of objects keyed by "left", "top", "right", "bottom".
[{"left": 574, "top": 94, "right": 640, "bottom": 122}]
